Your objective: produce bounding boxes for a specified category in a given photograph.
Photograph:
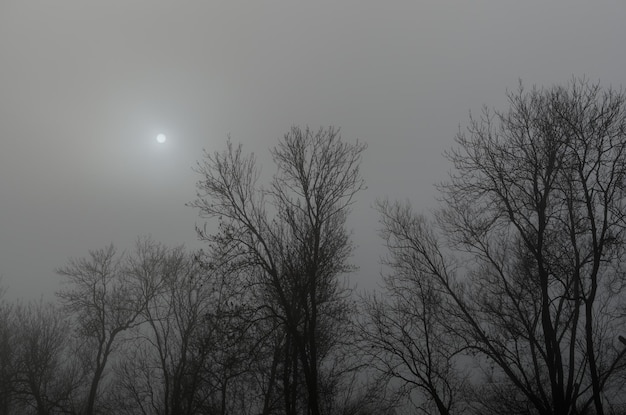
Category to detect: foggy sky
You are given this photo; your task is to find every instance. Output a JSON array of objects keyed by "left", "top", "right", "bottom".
[{"left": 1, "top": 1, "right": 625, "bottom": 298}]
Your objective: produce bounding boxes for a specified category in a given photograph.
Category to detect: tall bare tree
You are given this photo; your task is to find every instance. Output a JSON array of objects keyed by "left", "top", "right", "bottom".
[
  {"left": 359, "top": 200, "right": 469, "bottom": 415},
  {"left": 190, "top": 126, "right": 366, "bottom": 415},
  {"left": 57, "top": 243, "right": 153, "bottom": 415},
  {"left": 378, "top": 79, "right": 626, "bottom": 415}
]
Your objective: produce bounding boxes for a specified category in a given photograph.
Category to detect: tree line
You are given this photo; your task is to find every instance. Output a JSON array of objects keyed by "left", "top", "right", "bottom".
[{"left": 1, "top": 78, "right": 626, "bottom": 414}]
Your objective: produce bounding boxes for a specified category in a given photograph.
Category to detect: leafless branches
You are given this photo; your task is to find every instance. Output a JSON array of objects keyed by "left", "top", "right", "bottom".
[
  {"left": 190, "top": 126, "right": 366, "bottom": 415},
  {"left": 366, "top": 79, "right": 626, "bottom": 415}
]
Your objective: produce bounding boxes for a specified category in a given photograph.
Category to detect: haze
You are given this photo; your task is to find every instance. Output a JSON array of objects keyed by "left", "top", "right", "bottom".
[{"left": 1, "top": 1, "right": 624, "bottom": 298}]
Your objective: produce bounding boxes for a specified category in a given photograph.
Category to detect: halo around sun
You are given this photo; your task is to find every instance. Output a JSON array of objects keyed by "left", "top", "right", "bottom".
[{"left": 156, "top": 134, "right": 167, "bottom": 144}]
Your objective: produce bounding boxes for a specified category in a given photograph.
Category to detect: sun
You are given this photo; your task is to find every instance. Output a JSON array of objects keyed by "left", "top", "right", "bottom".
[{"left": 156, "top": 133, "right": 167, "bottom": 144}]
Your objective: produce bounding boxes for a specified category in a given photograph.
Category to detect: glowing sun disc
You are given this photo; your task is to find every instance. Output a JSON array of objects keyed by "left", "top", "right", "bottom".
[{"left": 156, "top": 134, "right": 167, "bottom": 143}]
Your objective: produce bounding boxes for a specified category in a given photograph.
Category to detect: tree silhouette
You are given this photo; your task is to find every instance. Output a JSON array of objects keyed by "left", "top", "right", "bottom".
[
  {"left": 57, "top": 243, "right": 155, "bottom": 415},
  {"left": 375, "top": 79, "right": 626, "bottom": 415},
  {"left": 190, "top": 126, "right": 366, "bottom": 415}
]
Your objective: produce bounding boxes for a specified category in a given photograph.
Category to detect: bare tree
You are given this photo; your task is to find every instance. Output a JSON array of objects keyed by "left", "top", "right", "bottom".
[
  {"left": 358, "top": 200, "right": 469, "bottom": 415},
  {"left": 9, "top": 300, "right": 83, "bottom": 415},
  {"left": 0, "top": 286, "right": 15, "bottom": 415},
  {"left": 378, "top": 79, "right": 626, "bottom": 415},
  {"left": 127, "top": 240, "right": 209, "bottom": 415},
  {"left": 111, "top": 239, "right": 256, "bottom": 415},
  {"left": 57, "top": 243, "right": 152, "bottom": 415},
  {"left": 190, "top": 126, "right": 366, "bottom": 415}
]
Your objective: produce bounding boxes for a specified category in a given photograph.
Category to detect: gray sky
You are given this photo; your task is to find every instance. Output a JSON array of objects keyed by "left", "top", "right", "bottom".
[{"left": 1, "top": 1, "right": 625, "bottom": 298}]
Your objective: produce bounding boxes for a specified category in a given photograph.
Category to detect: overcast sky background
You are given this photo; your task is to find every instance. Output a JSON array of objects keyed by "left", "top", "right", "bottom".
[{"left": 1, "top": 1, "right": 625, "bottom": 299}]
